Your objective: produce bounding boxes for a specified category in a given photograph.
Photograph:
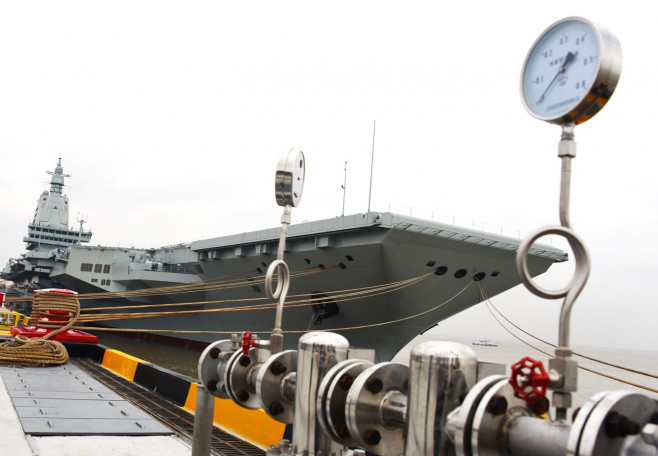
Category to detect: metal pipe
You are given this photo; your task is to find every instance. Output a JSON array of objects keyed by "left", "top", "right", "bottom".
[
  {"left": 506, "top": 416, "right": 570, "bottom": 456},
  {"left": 292, "top": 332, "right": 349, "bottom": 456},
  {"left": 281, "top": 371, "right": 296, "bottom": 403},
  {"left": 405, "top": 341, "right": 477, "bottom": 456},
  {"left": 558, "top": 123, "right": 576, "bottom": 227},
  {"left": 191, "top": 383, "right": 215, "bottom": 456},
  {"left": 380, "top": 391, "right": 407, "bottom": 428}
]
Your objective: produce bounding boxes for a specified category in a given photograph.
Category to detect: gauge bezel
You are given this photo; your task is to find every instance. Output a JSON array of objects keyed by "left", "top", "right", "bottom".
[{"left": 520, "top": 16, "right": 622, "bottom": 125}]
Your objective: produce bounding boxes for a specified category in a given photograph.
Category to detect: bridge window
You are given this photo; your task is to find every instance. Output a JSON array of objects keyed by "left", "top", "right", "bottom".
[
  {"left": 94, "top": 264, "right": 102, "bottom": 273},
  {"left": 81, "top": 263, "right": 93, "bottom": 272},
  {"left": 103, "top": 264, "right": 111, "bottom": 274}
]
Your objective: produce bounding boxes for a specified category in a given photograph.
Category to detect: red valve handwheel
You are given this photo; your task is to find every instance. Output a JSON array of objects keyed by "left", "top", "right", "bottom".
[
  {"left": 509, "top": 356, "right": 549, "bottom": 403},
  {"left": 242, "top": 331, "right": 256, "bottom": 355}
]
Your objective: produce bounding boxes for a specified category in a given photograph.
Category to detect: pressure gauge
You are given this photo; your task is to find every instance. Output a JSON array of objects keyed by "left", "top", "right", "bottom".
[
  {"left": 521, "top": 17, "right": 622, "bottom": 125},
  {"left": 275, "top": 149, "right": 305, "bottom": 207}
]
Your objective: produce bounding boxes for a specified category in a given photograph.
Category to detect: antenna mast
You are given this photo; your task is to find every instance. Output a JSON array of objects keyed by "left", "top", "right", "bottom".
[
  {"left": 367, "top": 120, "right": 376, "bottom": 212},
  {"left": 341, "top": 161, "right": 347, "bottom": 216}
]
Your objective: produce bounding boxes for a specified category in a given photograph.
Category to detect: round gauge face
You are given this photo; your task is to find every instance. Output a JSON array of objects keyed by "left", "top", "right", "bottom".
[{"left": 521, "top": 18, "right": 602, "bottom": 122}]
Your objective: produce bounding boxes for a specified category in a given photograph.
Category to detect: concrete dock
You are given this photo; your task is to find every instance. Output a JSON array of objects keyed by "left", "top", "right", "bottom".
[
  {"left": 0, "top": 367, "right": 193, "bottom": 456},
  {"left": 0, "top": 332, "right": 274, "bottom": 456}
]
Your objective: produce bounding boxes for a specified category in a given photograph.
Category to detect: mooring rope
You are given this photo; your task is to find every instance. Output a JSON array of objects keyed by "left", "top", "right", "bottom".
[
  {"left": 72, "top": 272, "right": 472, "bottom": 335},
  {"left": 477, "top": 283, "right": 658, "bottom": 394},
  {"left": 3, "top": 265, "right": 333, "bottom": 305},
  {"left": 76, "top": 270, "right": 434, "bottom": 323},
  {"left": 0, "top": 290, "right": 78, "bottom": 366}
]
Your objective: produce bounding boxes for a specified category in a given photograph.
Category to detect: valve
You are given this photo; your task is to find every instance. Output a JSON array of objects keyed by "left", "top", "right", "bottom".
[
  {"left": 509, "top": 356, "right": 549, "bottom": 403},
  {"left": 242, "top": 331, "right": 256, "bottom": 355}
]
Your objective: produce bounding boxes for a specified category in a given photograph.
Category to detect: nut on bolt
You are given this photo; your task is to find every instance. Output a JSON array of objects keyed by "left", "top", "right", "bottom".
[
  {"left": 604, "top": 411, "right": 641, "bottom": 438},
  {"left": 365, "top": 429, "right": 382, "bottom": 445},
  {"left": 270, "top": 361, "right": 287, "bottom": 375},
  {"left": 269, "top": 401, "right": 285, "bottom": 416},
  {"left": 487, "top": 395, "right": 508, "bottom": 415},
  {"left": 338, "top": 373, "right": 354, "bottom": 391},
  {"left": 531, "top": 396, "right": 550, "bottom": 416},
  {"left": 365, "top": 378, "right": 383, "bottom": 394}
]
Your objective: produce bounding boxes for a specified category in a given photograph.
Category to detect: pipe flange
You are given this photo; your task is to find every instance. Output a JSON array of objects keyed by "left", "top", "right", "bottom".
[
  {"left": 345, "top": 362, "right": 409, "bottom": 456},
  {"left": 450, "top": 375, "right": 506, "bottom": 456},
  {"left": 225, "top": 348, "right": 266, "bottom": 409},
  {"left": 567, "top": 390, "right": 658, "bottom": 456},
  {"left": 471, "top": 378, "right": 540, "bottom": 456},
  {"left": 256, "top": 350, "right": 298, "bottom": 423},
  {"left": 317, "top": 358, "right": 374, "bottom": 445},
  {"left": 197, "top": 339, "right": 234, "bottom": 399}
]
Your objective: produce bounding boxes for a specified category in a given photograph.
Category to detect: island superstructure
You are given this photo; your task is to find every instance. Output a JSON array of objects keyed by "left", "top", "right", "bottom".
[{"left": 2, "top": 159, "right": 92, "bottom": 295}]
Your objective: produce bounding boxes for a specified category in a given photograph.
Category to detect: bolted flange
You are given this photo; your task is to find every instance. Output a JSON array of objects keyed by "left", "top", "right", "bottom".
[
  {"left": 197, "top": 339, "right": 234, "bottom": 399},
  {"left": 225, "top": 345, "right": 270, "bottom": 409},
  {"left": 256, "top": 350, "right": 298, "bottom": 423},
  {"left": 317, "top": 358, "right": 374, "bottom": 446},
  {"left": 345, "top": 362, "right": 409, "bottom": 456}
]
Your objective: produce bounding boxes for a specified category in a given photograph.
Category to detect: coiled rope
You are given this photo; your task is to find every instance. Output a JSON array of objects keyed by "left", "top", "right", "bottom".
[
  {"left": 0, "top": 290, "right": 79, "bottom": 366},
  {"left": 477, "top": 283, "right": 658, "bottom": 395}
]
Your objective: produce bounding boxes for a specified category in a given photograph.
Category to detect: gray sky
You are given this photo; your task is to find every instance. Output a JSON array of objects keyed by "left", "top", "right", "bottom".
[{"left": 1, "top": 2, "right": 657, "bottom": 351}]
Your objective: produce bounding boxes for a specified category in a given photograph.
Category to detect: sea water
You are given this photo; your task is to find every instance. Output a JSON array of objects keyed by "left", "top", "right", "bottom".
[{"left": 96, "top": 332, "right": 658, "bottom": 410}]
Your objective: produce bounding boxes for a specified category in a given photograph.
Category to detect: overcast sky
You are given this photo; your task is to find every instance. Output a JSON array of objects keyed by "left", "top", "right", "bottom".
[{"left": 1, "top": 2, "right": 657, "bottom": 352}]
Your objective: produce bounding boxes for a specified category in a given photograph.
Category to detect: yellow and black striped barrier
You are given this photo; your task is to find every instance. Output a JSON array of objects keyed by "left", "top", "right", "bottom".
[{"left": 97, "top": 345, "right": 286, "bottom": 449}]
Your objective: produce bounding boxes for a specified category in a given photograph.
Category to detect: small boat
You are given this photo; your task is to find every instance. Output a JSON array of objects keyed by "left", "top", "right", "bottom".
[{"left": 472, "top": 338, "right": 498, "bottom": 347}]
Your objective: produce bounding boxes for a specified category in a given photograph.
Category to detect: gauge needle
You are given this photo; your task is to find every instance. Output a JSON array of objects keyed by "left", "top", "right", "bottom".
[{"left": 536, "top": 51, "right": 577, "bottom": 105}]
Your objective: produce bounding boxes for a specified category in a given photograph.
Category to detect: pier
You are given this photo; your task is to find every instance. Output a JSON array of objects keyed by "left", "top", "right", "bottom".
[{"left": 0, "top": 335, "right": 269, "bottom": 456}]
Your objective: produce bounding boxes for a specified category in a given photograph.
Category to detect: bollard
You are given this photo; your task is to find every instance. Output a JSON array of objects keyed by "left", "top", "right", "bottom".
[
  {"left": 191, "top": 383, "right": 215, "bottom": 456},
  {"left": 292, "top": 332, "right": 349, "bottom": 456}
]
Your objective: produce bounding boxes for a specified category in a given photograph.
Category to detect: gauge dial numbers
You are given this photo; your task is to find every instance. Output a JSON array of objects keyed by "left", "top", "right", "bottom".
[{"left": 521, "top": 17, "right": 622, "bottom": 125}]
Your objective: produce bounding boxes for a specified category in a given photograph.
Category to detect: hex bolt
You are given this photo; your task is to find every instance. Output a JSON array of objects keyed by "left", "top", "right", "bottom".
[
  {"left": 531, "top": 396, "right": 550, "bottom": 416},
  {"left": 239, "top": 355, "right": 251, "bottom": 367},
  {"left": 604, "top": 411, "right": 641, "bottom": 438},
  {"left": 487, "top": 395, "right": 508, "bottom": 415},
  {"left": 365, "top": 429, "right": 382, "bottom": 445},
  {"left": 270, "top": 361, "right": 287, "bottom": 375},
  {"left": 209, "top": 347, "right": 221, "bottom": 359},
  {"left": 365, "top": 378, "right": 383, "bottom": 394},
  {"left": 621, "top": 417, "right": 641, "bottom": 436},
  {"left": 269, "top": 401, "right": 284, "bottom": 416},
  {"left": 207, "top": 380, "right": 218, "bottom": 391},
  {"left": 338, "top": 373, "right": 354, "bottom": 391}
]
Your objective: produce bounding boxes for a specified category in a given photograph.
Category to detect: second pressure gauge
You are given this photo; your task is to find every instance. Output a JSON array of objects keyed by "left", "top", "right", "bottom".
[{"left": 520, "top": 17, "right": 622, "bottom": 125}]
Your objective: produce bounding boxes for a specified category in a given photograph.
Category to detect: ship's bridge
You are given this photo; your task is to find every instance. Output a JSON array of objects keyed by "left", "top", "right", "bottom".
[{"left": 23, "top": 223, "right": 92, "bottom": 250}]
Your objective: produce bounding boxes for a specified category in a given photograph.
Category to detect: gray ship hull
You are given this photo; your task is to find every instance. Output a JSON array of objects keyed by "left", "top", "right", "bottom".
[{"left": 51, "top": 212, "right": 565, "bottom": 361}]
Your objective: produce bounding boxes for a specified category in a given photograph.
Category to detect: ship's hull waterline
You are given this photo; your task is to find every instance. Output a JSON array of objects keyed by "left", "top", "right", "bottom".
[{"left": 50, "top": 213, "right": 565, "bottom": 361}]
